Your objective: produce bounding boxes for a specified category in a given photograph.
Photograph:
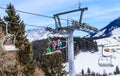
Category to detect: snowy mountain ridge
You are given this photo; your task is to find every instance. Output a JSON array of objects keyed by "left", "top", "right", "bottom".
[
  {"left": 91, "top": 17, "right": 120, "bottom": 38},
  {"left": 26, "top": 28, "right": 66, "bottom": 42},
  {"left": 26, "top": 28, "right": 49, "bottom": 42}
]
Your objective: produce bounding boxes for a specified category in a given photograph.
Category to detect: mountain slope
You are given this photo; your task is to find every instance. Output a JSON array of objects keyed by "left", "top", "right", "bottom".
[
  {"left": 26, "top": 28, "right": 66, "bottom": 42},
  {"left": 91, "top": 17, "right": 120, "bottom": 38},
  {"left": 26, "top": 28, "right": 49, "bottom": 42}
]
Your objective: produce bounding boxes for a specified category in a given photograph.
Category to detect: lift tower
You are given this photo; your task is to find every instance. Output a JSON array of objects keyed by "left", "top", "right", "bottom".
[{"left": 53, "top": 7, "right": 99, "bottom": 76}]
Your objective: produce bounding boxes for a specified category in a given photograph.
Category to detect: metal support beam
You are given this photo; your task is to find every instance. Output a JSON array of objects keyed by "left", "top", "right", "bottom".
[
  {"left": 72, "top": 21, "right": 99, "bottom": 33},
  {"left": 54, "top": 7, "right": 88, "bottom": 16},
  {"left": 53, "top": 7, "right": 88, "bottom": 31},
  {"left": 53, "top": 15, "right": 62, "bottom": 30},
  {"left": 67, "top": 30, "right": 75, "bottom": 76},
  {"left": 52, "top": 6, "right": 99, "bottom": 76},
  {"left": 79, "top": 10, "right": 84, "bottom": 24}
]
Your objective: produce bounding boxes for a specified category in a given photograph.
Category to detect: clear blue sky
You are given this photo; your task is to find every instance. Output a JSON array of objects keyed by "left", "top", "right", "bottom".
[{"left": 0, "top": 0, "right": 120, "bottom": 37}]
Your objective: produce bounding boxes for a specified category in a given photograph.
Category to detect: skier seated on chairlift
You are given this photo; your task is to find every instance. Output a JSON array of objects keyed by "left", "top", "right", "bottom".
[
  {"left": 57, "top": 39, "right": 62, "bottom": 49},
  {"left": 44, "top": 45, "right": 52, "bottom": 55},
  {"left": 51, "top": 40, "right": 57, "bottom": 51},
  {"left": 44, "top": 43, "right": 61, "bottom": 55},
  {"left": 46, "top": 46, "right": 52, "bottom": 53},
  {"left": 45, "top": 40, "right": 57, "bottom": 53}
]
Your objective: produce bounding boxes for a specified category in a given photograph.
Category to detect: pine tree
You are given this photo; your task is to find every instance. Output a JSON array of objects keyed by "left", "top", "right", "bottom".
[
  {"left": 4, "top": 3, "right": 35, "bottom": 76},
  {"left": 114, "top": 66, "right": 120, "bottom": 75},
  {"left": 40, "top": 52, "right": 66, "bottom": 76},
  {"left": 81, "top": 69, "right": 84, "bottom": 76},
  {"left": 87, "top": 68, "right": 91, "bottom": 74},
  {"left": 0, "top": 18, "right": 5, "bottom": 27},
  {"left": 91, "top": 72, "right": 95, "bottom": 76},
  {"left": 0, "top": 18, "right": 6, "bottom": 35}
]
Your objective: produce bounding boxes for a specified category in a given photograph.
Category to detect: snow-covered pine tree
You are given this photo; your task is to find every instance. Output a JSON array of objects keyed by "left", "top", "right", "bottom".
[{"left": 4, "top": 3, "right": 35, "bottom": 76}]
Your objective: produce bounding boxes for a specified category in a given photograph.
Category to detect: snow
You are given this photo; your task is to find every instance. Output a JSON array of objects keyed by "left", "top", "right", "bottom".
[
  {"left": 26, "top": 29, "right": 49, "bottom": 42},
  {"left": 26, "top": 29, "right": 66, "bottom": 42},
  {"left": 3, "top": 45, "right": 18, "bottom": 51},
  {"left": 71, "top": 34, "right": 120, "bottom": 75},
  {"left": 93, "top": 29, "right": 106, "bottom": 37},
  {"left": 112, "top": 28, "right": 120, "bottom": 35},
  {"left": 64, "top": 32, "right": 120, "bottom": 75},
  {"left": 73, "top": 52, "right": 120, "bottom": 74}
]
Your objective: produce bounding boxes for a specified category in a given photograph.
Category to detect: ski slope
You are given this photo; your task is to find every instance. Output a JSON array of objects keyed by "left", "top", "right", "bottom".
[
  {"left": 72, "top": 35, "right": 120, "bottom": 75},
  {"left": 74, "top": 52, "right": 120, "bottom": 74}
]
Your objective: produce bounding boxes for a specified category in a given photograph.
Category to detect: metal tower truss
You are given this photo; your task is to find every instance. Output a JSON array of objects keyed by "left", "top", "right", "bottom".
[
  {"left": 52, "top": 7, "right": 99, "bottom": 76},
  {"left": 53, "top": 7, "right": 88, "bottom": 31},
  {"left": 72, "top": 21, "right": 99, "bottom": 33}
]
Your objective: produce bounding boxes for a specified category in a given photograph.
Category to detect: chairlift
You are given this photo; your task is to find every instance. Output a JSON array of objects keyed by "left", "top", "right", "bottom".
[
  {"left": 48, "top": 32, "right": 67, "bottom": 49},
  {"left": 98, "top": 56, "right": 114, "bottom": 67},
  {"left": 2, "top": 22, "right": 18, "bottom": 51},
  {"left": 43, "top": 50, "right": 61, "bottom": 55},
  {"left": 98, "top": 44, "right": 114, "bottom": 67},
  {"left": 44, "top": 31, "right": 67, "bottom": 55}
]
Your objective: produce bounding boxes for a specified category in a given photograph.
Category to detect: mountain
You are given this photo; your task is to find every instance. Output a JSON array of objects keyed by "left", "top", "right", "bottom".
[
  {"left": 26, "top": 28, "right": 66, "bottom": 42},
  {"left": 91, "top": 17, "right": 120, "bottom": 39},
  {"left": 89, "top": 17, "right": 120, "bottom": 49},
  {"left": 26, "top": 28, "right": 49, "bottom": 42}
]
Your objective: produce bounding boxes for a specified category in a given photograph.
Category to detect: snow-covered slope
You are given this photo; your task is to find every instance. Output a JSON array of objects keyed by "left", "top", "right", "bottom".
[
  {"left": 74, "top": 52, "right": 120, "bottom": 74},
  {"left": 72, "top": 35, "right": 120, "bottom": 75},
  {"left": 65, "top": 34, "right": 120, "bottom": 75}
]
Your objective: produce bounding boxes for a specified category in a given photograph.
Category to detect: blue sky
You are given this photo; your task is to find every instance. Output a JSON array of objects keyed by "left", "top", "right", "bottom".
[{"left": 0, "top": 0, "right": 120, "bottom": 37}]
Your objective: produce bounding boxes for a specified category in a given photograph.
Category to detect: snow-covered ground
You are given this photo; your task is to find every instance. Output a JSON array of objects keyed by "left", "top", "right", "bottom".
[{"left": 74, "top": 51, "right": 120, "bottom": 74}]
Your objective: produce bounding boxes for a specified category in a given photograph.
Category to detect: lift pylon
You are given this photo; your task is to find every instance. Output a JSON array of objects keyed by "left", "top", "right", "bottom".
[{"left": 53, "top": 6, "right": 99, "bottom": 76}]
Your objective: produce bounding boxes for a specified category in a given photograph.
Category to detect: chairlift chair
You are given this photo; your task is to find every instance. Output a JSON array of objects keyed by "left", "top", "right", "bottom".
[
  {"left": 98, "top": 56, "right": 113, "bottom": 67},
  {"left": 43, "top": 50, "right": 61, "bottom": 55},
  {"left": 2, "top": 22, "right": 18, "bottom": 51},
  {"left": 44, "top": 31, "right": 67, "bottom": 55},
  {"left": 98, "top": 44, "right": 114, "bottom": 67},
  {"left": 47, "top": 32, "right": 67, "bottom": 49}
]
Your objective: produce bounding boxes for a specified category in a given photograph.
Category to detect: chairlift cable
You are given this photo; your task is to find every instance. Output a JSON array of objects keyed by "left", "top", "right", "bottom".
[
  {"left": 0, "top": 6, "right": 98, "bottom": 46},
  {"left": 0, "top": 20, "right": 47, "bottom": 29},
  {"left": 0, "top": 7, "right": 53, "bottom": 19},
  {"left": 0, "top": 6, "right": 70, "bottom": 21}
]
